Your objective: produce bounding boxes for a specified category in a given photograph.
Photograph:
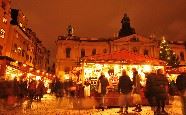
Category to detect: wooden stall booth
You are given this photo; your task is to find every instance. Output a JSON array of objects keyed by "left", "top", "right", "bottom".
[{"left": 81, "top": 50, "right": 166, "bottom": 107}]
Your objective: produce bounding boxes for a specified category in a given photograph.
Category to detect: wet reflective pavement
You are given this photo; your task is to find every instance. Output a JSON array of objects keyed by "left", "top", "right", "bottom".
[{"left": 0, "top": 95, "right": 183, "bottom": 115}]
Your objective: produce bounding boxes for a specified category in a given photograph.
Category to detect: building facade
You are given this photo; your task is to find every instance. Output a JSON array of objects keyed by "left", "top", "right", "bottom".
[
  {"left": 56, "top": 32, "right": 186, "bottom": 80},
  {"left": 0, "top": 0, "right": 11, "bottom": 56},
  {"left": 0, "top": 6, "right": 50, "bottom": 72}
]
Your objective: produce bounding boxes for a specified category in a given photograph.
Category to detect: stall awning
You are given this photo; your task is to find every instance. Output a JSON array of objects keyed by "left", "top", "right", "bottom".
[
  {"left": 0, "top": 56, "right": 15, "bottom": 62},
  {"left": 83, "top": 50, "right": 165, "bottom": 65}
]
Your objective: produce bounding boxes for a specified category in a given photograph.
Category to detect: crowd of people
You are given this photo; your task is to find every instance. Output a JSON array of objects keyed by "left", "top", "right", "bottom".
[
  {"left": 0, "top": 78, "right": 46, "bottom": 108},
  {"left": 49, "top": 68, "right": 186, "bottom": 114},
  {"left": 50, "top": 78, "right": 85, "bottom": 98},
  {"left": 97, "top": 68, "right": 186, "bottom": 115},
  {"left": 1, "top": 68, "right": 186, "bottom": 114}
]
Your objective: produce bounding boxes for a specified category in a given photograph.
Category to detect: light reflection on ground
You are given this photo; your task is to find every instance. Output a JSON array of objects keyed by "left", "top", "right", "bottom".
[{"left": 0, "top": 94, "right": 183, "bottom": 115}]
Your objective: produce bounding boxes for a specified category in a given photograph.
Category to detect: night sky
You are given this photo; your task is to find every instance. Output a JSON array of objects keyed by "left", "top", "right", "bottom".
[{"left": 12, "top": 0, "right": 186, "bottom": 63}]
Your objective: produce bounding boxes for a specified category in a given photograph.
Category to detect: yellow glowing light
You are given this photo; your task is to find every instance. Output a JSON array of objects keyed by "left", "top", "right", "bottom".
[
  {"left": 114, "top": 64, "right": 120, "bottom": 74},
  {"left": 36, "top": 76, "right": 41, "bottom": 80},
  {"left": 64, "top": 74, "right": 69, "bottom": 80},
  {"left": 19, "top": 23, "right": 23, "bottom": 27},
  {"left": 42, "top": 71, "right": 45, "bottom": 75},
  {"left": 143, "top": 65, "right": 152, "bottom": 73},
  {"left": 17, "top": 47, "right": 22, "bottom": 50},
  {"left": 23, "top": 64, "right": 27, "bottom": 67},
  {"left": 105, "top": 72, "right": 110, "bottom": 78},
  {"left": 3, "top": 17, "right": 7, "bottom": 23},
  {"left": 36, "top": 70, "right": 40, "bottom": 73},
  {"left": 29, "top": 68, "right": 33, "bottom": 71},
  {"left": 95, "top": 64, "right": 103, "bottom": 70}
]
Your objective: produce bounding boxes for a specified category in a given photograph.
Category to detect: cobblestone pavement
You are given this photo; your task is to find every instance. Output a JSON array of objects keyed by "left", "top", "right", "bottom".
[{"left": 0, "top": 95, "right": 183, "bottom": 115}]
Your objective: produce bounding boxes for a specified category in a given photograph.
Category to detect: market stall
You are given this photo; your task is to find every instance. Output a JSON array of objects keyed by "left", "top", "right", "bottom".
[
  {"left": 0, "top": 56, "right": 53, "bottom": 93},
  {"left": 166, "top": 66, "right": 186, "bottom": 81},
  {"left": 81, "top": 50, "right": 166, "bottom": 106}
]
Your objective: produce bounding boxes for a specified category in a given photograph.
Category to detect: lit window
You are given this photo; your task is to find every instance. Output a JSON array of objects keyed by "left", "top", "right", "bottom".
[
  {"left": 16, "top": 33, "right": 18, "bottom": 38},
  {"left": 17, "top": 47, "right": 22, "bottom": 54},
  {"left": 3, "top": 17, "right": 7, "bottom": 23},
  {"left": 0, "top": 29, "right": 5, "bottom": 38},
  {"left": 19, "top": 23, "right": 23, "bottom": 27},
  {"left": 22, "top": 15, "right": 25, "bottom": 19}
]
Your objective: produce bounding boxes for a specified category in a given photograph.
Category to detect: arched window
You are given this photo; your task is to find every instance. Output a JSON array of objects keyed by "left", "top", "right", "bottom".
[
  {"left": 92, "top": 48, "right": 96, "bottom": 55},
  {"left": 180, "top": 52, "right": 185, "bottom": 61},
  {"left": 66, "top": 48, "right": 71, "bottom": 58},
  {"left": 81, "top": 49, "right": 85, "bottom": 58}
]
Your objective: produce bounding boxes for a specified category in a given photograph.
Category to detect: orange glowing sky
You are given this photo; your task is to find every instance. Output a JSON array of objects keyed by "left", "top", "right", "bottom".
[{"left": 12, "top": 0, "right": 186, "bottom": 62}]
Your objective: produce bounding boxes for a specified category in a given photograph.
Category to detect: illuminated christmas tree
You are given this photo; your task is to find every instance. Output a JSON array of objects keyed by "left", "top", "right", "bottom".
[{"left": 159, "top": 37, "right": 180, "bottom": 67}]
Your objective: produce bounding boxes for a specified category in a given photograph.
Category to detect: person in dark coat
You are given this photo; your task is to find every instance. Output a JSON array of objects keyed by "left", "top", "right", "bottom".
[
  {"left": 17, "top": 79, "right": 26, "bottom": 106},
  {"left": 145, "top": 72, "right": 157, "bottom": 111},
  {"left": 168, "top": 80, "right": 177, "bottom": 96},
  {"left": 36, "top": 80, "right": 45, "bottom": 101},
  {"left": 176, "top": 71, "right": 186, "bottom": 115},
  {"left": 13, "top": 77, "right": 19, "bottom": 97},
  {"left": 28, "top": 80, "right": 37, "bottom": 102},
  {"left": 55, "top": 78, "right": 63, "bottom": 97},
  {"left": 154, "top": 69, "right": 169, "bottom": 114},
  {"left": 97, "top": 72, "right": 109, "bottom": 111},
  {"left": 132, "top": 68, "right": 142, "bottom": 112},
  {"left": 118, "top": 70, "right": 133, "bottom": 114}
]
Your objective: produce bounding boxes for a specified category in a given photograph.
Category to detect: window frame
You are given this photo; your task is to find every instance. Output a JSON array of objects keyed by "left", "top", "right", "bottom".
[
  {"left": 92, "top": 48, "right": 96, "bottom": 55},
  {"left": 81, "top": 48, "right": 85, "bottom": 58},
  {"left": 66, "top": 48, "right": 71, "bottom": 58}
]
